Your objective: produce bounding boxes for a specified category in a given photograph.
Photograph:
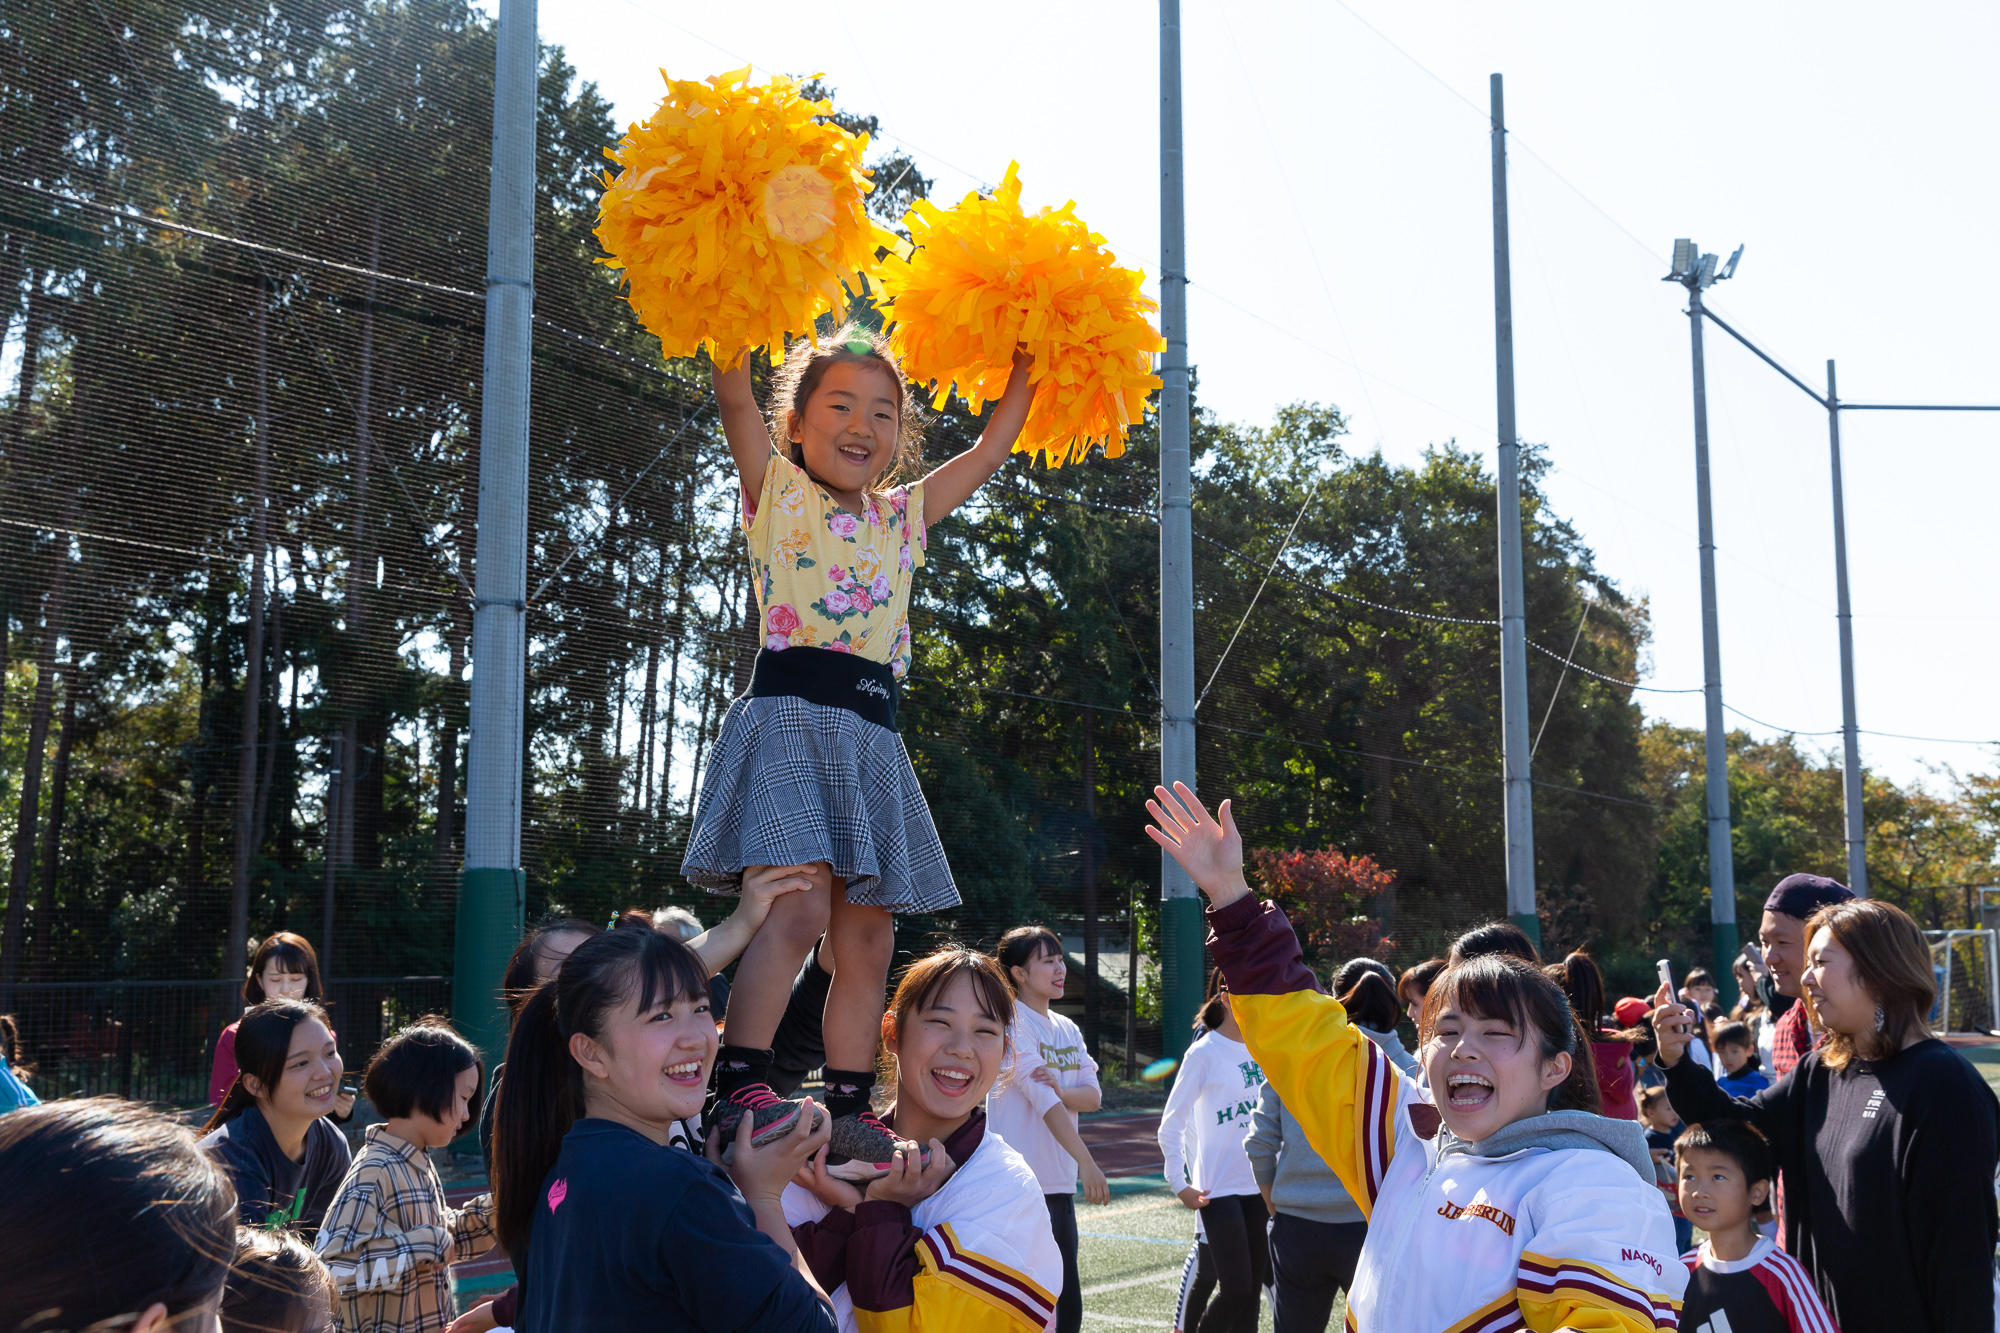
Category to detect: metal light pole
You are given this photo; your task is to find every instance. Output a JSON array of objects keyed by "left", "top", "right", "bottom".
[
  {"left": 1489, "top": 74, "right": 1539, "bottom": 948},
  {"left": 1824, "top": 361, "right": 1868, "bottom": 895},
  {"left": 1157, "top": 0, "right": 1202, "bottom": 1057},
  {"left": 1668, "top": 240, "right": 1740, "bottom": 1001},
  {"left": 455, "top": 0, "right": 536, "bottom": 1067},
  {"left": 1676, "top": 260, "right": 2000, "bottom": 913}
]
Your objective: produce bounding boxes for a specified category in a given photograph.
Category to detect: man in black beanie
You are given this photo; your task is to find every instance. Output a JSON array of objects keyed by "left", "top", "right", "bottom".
[{"left": 1751, "top": 873, "right": 1855, "bottom": 1079}]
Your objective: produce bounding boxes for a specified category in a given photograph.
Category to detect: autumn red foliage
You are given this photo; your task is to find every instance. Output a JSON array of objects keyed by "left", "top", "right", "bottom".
[{"left": 1249, "top": 846, "right": 1398, "bottom": 966}]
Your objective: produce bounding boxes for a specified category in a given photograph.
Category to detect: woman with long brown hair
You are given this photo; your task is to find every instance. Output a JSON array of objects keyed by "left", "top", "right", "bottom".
[
  {"left": 200, "top": 998, "right": 352, "bottom": 1239},
  {"left": 212, "top": 931, "right": 355, "bottom": 1121},
  {"left": 1653, "top": 896, "right": 1999, "bottom": 1332}
]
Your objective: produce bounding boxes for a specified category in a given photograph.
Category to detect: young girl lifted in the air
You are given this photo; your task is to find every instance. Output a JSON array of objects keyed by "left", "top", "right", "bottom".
[
  {"left": 1145, "top": 783, "right": 1688, "bottom": 1333},
  {"left": 686, "top": 326, "right": 1034, "bottom": 1179}
]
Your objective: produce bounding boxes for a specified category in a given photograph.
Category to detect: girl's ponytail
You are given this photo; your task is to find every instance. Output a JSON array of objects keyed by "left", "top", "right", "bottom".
[
  {"left": 1551, "top": 1010, "right": 1602, "bottom": 1114},
  {"left": 492, "top": 980, "right": 582, "bottom": 1256},
  {"left": 491, "top": 921, "right": 708, "bottom": 1257}
]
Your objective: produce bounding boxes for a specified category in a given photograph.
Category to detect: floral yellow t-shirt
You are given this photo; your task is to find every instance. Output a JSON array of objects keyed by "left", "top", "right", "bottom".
[{"left": 745, "top": 449, "right": 926, "bottom": 678}]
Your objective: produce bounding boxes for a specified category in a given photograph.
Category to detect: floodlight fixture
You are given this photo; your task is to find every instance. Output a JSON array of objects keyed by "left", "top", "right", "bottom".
[
  {"left": 1665, "top": 237, "right": 1698, "bottom": 282},
  {"left": 1696, "top": 253, "right": 1719, "bottom": 287},
  {"left": 1721, "top": 245, "right": 1744, "bottom": 281}
]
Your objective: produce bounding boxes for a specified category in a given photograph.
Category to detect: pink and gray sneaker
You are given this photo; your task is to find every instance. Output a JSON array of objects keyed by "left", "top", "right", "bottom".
[
  {"left": 711, "top": 1084, "right": 822, "bottom": 1159},
  {"left": 824, "top": 1110, "right": 929, "bottom": 1183}
]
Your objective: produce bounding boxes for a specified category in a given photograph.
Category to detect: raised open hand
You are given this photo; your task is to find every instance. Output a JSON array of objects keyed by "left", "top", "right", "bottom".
[{"left": 1144, "top": 783, "right": 1251, "bottom": 909}]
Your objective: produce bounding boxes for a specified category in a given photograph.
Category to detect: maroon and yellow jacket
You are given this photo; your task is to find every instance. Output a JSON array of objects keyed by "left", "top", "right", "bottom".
[{"left": 1207, "top": 894, "right": 1686, "bottom": 1332}]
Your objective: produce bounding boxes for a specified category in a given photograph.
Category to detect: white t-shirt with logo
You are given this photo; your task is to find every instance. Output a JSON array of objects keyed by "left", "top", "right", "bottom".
[
  {"left": 1156, "top": 1030, "right": 1265, "bottom": 1203},
  {"left": 987, "top": 1002, "right": 1101, "bottom": 1194}
]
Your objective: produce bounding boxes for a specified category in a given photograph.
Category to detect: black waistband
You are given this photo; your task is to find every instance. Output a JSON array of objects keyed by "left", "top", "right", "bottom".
[{"left": 749, "top": 646, "right": 898, "bottom": 728}]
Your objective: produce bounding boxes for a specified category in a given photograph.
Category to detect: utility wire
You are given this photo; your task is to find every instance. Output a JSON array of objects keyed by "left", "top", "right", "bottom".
[{"left": 1531, "top": 598, "right": 1590, "bottom": 759}]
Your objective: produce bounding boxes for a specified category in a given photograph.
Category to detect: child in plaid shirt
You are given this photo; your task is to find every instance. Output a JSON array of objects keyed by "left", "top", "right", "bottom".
[{"left": 316, "top": 1022, "right": 495, "bottom": 1332}]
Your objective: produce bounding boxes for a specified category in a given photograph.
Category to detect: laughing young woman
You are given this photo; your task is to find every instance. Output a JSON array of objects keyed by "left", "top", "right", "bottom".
[
  {"left": 1146, "top": 783, "right": 1684, "bottom": 1333},
  {"left": 200, "top": 998, "right": 353, "bottom": 1239},
  {"left": 785, "top": 946, "right": 1062, "bottom": 1333}
]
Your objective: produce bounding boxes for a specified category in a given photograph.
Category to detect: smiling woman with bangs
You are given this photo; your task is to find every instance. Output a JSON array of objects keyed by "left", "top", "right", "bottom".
[
  {"left": 1146, "top": 783, "right": 1685, "bottom": 1333},
  {"left": 784, "top": 945, "right": 1062, "bottom": 1333}
]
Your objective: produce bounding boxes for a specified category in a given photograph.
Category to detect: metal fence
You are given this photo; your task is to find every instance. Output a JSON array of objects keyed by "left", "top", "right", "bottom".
[{"left": 6, "top": 975, "right": 450, "bottom": 1108}]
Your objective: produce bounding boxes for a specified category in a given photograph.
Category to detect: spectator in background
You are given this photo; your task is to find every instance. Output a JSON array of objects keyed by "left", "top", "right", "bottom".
[
  {"left": 213, "top": 931, "right": 356, "bottom": 1122},
  {"left": 201, "top": 998, "right": 353, "bottom": 1241},
  {"left": 1, "top": 1097, "right": 238, "bottom": 1333},
  {"left": 1674, "top": 1120, "right": 1836, "bottom": 1333},
  {"left": 1681, "top": 967, "right": 1719, "bottom": 1011},
  {"left": 1396, "top": 957, "right": 1444, "bottom": 1031},
  {"left": 657, "top": 905, "right": 731, "bottom": 1023},
  {"left": 989, "top": 925, "right": 1108, "bottom": 1333},
  {"left": 1712, "top": 1020, "right": 1769, "bottom": 1098},
  {"left": 1752, "top": 876, "right": 1855, "bottom": 1080},
  {"left": 1653, "top": 896, "right": 2000, "bottom": 1332},
  {"left": 1637, "top": 1086, "right": 1692, "bottom": 1254},
  {"left": 0, "top": 1014, "right": 38, "bottom": 1115},
  {"left": 1548, "top": 951, "right": 1639, "bottom": 1120},
  {"left": 1247, "top": 959, "right": 1409, "bottom": 1333},
  {"left": 1158, "top": 972, "right": 1269, "bottom": 1333},
  {"left": 222, "top": 1228, "right": 338, "bottom": 1333},
  {"left": 316, "top": 1021, "right": 494, "bottom": 1333},
  {"left": 1446, "top": 920, "right": 1540, "bottom": 967}
]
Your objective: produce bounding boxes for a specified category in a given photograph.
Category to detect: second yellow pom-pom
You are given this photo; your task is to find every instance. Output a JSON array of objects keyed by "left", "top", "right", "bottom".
[
  {"left": 876, "top": 163, "right": 1165, "bottom": 468},
  {"left": 595, "top": 68, "right": 896, "bottom": 363}
]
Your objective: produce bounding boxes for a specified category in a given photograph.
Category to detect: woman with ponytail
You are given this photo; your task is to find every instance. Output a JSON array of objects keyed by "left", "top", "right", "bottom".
[
  {"left": 1550, "top": 951, "right": 1641, "bottom": 1121},
  {"left": 200, "top": 998, "right": 352, "bottom": 1239},
  {"left": 1147, "top": 783, "right": 1683, "bottom": 1332},
  {"left": 490, "top": 918, "right": 835, "bottom": 1332}
]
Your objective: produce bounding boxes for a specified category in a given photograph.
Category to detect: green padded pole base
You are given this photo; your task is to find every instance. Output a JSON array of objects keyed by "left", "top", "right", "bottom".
[
  {"left": 1161, "top": 894, "right": 1208, "bottom": 1061},
  {"left": 1510, "top": 911, "right": 1543, "bottom": 955},
  {"left": 1712, "top": 919, "right": 1741, "bottom": 1010},
  {"left": 454, "top": 866, "right": 526, "bottom": 1069}
]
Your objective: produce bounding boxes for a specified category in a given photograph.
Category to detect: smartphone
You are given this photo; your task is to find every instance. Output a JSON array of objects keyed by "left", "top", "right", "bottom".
[{"left": 1655, "top": 958, "right": 1675, "bottom": 998}]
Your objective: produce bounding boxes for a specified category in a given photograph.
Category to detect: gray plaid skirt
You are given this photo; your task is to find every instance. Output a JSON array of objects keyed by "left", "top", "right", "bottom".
[{"left": 680, "top": 694, "right": 960, "bottom": 913}]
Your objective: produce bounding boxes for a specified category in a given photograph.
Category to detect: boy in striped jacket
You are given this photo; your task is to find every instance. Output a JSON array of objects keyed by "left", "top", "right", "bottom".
[
  {"left": 1676, "top": 1120, "right": 1838, "bottom": 1333},
  {"left": 315, "top": 1023, "right": 495, "bottom": 1332}
]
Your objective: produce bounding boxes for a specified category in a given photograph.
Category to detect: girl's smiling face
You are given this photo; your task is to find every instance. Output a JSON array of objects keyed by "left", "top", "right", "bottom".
[
  {"left": 1424, "top": 996, "right": 1570, "bottom": 1143},
  {"left": 253, "top": 1018, "right": 341, "bottom": 1123},
  {"left": 1011, "top": 941, "right": 1067, "bottom": 1006},
  {"left": 789, "top": 359, "right": 901, "bottom": 500},
  {"left": 890, "top": 972, "right": 1007, "bottom": 1126},
  {"left": 573, "top": 980, "right": 716, "bottom": 1129}
]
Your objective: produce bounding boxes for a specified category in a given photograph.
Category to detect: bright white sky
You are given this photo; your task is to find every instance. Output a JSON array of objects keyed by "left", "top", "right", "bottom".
[{"left": 535, "top": 0, "right": 2000, "bottom": 792}]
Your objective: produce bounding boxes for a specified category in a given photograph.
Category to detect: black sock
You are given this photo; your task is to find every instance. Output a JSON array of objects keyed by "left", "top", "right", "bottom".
[
  {"left": 715, "top": 1045, "right": 774, "bottom": 1102},
  {"left": 822, "top": 1067, "right": 876, "bottom": 1122}
]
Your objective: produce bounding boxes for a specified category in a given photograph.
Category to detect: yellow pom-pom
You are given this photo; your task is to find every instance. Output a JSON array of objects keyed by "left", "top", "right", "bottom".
[
  {"left": 876, "top": 163, "right": 1165, "bottom": 468},
  {"left": 595, "top": 68, "right": 898, "bottom": 363}
]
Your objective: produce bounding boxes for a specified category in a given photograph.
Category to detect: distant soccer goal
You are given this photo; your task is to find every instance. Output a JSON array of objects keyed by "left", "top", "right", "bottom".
[{"left": 1924, "top": 930, "right": 2000, "bottom": 1037}]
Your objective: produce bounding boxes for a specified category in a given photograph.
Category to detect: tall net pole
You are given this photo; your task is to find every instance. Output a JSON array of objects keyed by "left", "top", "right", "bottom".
[
  {"left": 1685, "top": 278, "right": 1739, "bottom": 998},
  {"left": 1158, "top": 0, "right": 1202, "bottom": 1057},
  {"left": 1824, "top": 360, "right": 1868, "bottom": 896},
  {"left": 455, "top": 0, "right": 536, "bottom": 1066},
  {"left": 1490, "top": 74, "right": 1539, "bottom": 948}
]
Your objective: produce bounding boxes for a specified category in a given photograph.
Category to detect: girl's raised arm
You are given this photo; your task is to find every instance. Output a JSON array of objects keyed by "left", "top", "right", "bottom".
[
  {"left": 714, "top": 357, "right": 775, "bottom": 499},
  {"left": 921, "top": 350, "right": 1034, "bottom": 524},
  {"left": 1146, "top": 784, "right": 1416, "bottom": 1218}
]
